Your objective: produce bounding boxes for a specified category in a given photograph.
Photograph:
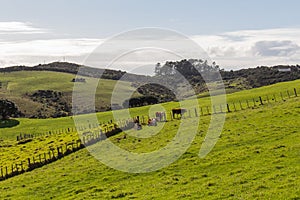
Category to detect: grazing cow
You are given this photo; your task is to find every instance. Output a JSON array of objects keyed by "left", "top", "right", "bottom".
[
  {"left": 148, "top": 118, "right": 157, "bottom": 126},
  {"left": 155, "top": 112, "right": 166, "bottom": 122},
  {"left": 172, "top": 108, "right": 187, "bottom": 119}
]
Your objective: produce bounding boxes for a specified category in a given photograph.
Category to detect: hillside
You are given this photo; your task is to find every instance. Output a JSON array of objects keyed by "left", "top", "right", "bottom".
[
  {"left": 3, "top": 61, "right": 300, "bottom": 89},
  {"left": 0, "top": 80, "right": 299, "bottom": 199},
  {"left": 0, "top": 71, "right": 139, "bottom": 118},
  {"left": 1, "top": 61, "right": 300, "bottom": 119},
  {"left": 0, "top": 62, "right": 151, "bottom": 82},
  {"left": 1, "top": 78, "right": 300, "bottom": 139},
  {"left": 155, "top": 59, "right": 300, "bottom": 93}
]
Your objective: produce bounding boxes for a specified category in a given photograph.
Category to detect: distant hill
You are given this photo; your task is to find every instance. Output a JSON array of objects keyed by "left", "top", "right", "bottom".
[
  {"left": 1, "top": 61, "right": 300, "bottom": 119},
  {"left": 221, "top": 65, "right": 300, "bottom": 88},
  {"left": 0, "top": 71, "right": 140, "bottom": 118},
  {"left": 2, "top": 61, "right": 300, "bottom": 90},
  {"left": 154, "top": 59, "right": 300, "bottom": 92},
  {"left": 0, "top": 62, "right": 151, "bottom": 82}
]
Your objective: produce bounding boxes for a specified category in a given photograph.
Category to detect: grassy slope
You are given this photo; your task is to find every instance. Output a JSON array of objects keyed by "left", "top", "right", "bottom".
[
  {"left": 0, "top": 71, "right": 137, "bottom": 117},
  {"left": 1, "top": 79, "right": 300, "bottom": 139},
  {"left": 0, "top": 80, "right": 299, "bottom": 199}
]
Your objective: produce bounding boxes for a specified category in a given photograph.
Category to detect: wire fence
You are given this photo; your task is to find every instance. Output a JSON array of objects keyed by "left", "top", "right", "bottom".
[
  {"left": 1, "top": 121, "right": 135, "bottom": 181},
  {"left": 1, "top": 87, "right": 299, "bottom": 181}
]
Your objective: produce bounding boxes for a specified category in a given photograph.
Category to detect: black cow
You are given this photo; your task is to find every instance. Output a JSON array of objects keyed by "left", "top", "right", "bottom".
[{"left": 172, "top": 108, "right": 187, "bottom": 119}]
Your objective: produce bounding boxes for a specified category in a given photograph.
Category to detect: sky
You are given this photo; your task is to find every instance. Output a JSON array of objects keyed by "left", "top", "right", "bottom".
[{"left": 1, "top": 0, "right": 300, "bottom": 74}]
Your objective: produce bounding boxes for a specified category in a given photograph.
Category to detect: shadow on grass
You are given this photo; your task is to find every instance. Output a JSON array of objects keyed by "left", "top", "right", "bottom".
[{"left": 0, "top": 119, "right": 20, "bottom": 128}]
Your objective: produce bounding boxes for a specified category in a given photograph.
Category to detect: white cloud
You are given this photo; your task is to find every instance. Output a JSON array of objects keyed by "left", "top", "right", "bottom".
[
  {"left": 192, "top": 28, "right": 300, "bottom": 69},
  {"left": 252, "top": 40, "right": 299, "bottom": 57},
  {"left": 0, "top": 38, "right": 102, "bottom": 56},
  {"left": 0, "top": 38, "right": 103, "bottom": 67},
  {"left": 0, "top": 22, "right": 47, "bottom": 34},
  {"left": 1, "top": 24, "right": 300, "bottom": 72}
]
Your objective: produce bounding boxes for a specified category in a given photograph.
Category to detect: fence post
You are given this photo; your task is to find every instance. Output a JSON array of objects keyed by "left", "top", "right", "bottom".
[
  {"left": 280, "top": 92, "right": 284, "bottom": 101},
  {"left": 246, "top": 100, "right": 250, "bottom": 108},
  {"left": 259, "top": 96, "right": 263, "bottom": 105},
  {"left": 206, "top": 106, "right": 209, "bottom": 115},
  {"left": 227, "top": 104, "right": 230, "bottom": 112},
  {"left": 52, "top": 149, "right": 55, "bottom": 158},
  {"left": 239, "top": 101, "right": 243, "bottom": 110},
  {"left": 194, "top": 108, "right": 198, "bottom": 117},
  {"left": 57, "top": 147, "right": 61, "bottom": 157},
  {"left": 20, "top": 161, "right": 24, "bottom": 172},
  {"left": 294, "top": 88, "right": 297, "bottom": 97},
  {"left": 287, "top": 90, "right": 290, "bottom": 98},
  {"left": 233, "top": 102, "right": 236, "bottom": 111}
]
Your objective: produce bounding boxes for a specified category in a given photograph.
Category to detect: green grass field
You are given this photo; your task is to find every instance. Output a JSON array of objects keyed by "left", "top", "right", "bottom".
[
  {"left": 0, "top": 79, "right": 299, "bottom": 199},
  {"left": 1, "top": 78, "right": 299, "bottom": 139}
]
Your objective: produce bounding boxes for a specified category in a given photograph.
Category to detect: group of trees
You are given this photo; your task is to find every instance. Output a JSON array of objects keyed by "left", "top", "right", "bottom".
[
  {"left": 123, "top": 96, "right": 158, "bottom": 108},
  {"left": 154, "top": 59, "right": 300, "bottom": 91},
  {"left": 122, "top": 83, "right": 177, "bottom": 109},
  {"left": 30, "top": 90, "right": 71, "bottom": 118},
  {"left": 221, "top": 65, "right": 300, "bottom": 88},
  {"left": 0, "top": 99, "right": 21, "bottom": 120},
  {"left": 152, "top": 59, "right": 222, "bottom": 94},
  {"left": 154, "top": 59, "right": 220, "bottom": 77},
  {"left": 136, "top": 83, "right": 176, "bottom": 102}
]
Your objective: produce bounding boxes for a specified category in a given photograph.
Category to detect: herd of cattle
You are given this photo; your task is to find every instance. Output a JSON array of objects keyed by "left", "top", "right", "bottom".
[{"left": 133, "top": 108, "right": 187, "bottom": 130}]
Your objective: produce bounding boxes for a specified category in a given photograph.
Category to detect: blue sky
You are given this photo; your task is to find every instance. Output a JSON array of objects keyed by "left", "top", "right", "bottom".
[
  {"left": 1, "top": 0, "right": 300, "bottom": 73},
  {"left": 2, "top": 0, "right": 300, "bottom": 37}
]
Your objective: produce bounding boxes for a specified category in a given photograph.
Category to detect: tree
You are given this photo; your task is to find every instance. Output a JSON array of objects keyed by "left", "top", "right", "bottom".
[
  {"left": 0, "top": 99, "right": 19, "bottom": 119},
  {"left": 154, "top": 63, "right": 161, "bottom": 76},
  {"left": 160, "top": 62, "right": 174, "bottom": 75}
]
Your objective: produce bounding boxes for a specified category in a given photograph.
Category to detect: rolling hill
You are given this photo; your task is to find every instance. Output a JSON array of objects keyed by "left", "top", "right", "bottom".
[
  {"left": 0, "top": 70, "right": 140, "bottom": 118},
  {"left": 1, "top": 61, "right": 300, "bottom": 120},
  {"left": 0, "top": 61, "right": 300, "bottom": 199},
  {"left": 0, "top": 79, "right": 299, "bottom": 199}
]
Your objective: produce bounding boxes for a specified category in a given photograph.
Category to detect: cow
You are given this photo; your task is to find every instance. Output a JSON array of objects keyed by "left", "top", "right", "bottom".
[{"left": 172, "top": 108, "right": 187, "bottom": 119}]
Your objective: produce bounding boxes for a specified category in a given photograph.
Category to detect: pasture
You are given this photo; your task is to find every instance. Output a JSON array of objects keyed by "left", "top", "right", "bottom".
[{"left": 0, "top": 79, "right": 299, "bottom": 199}]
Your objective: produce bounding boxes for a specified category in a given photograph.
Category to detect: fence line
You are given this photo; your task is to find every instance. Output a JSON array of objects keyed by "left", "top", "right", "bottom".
[
  {"left": 1, "top": 121, "right": 135, "bottom": 181},
  {"left": 2, "top": 87, "right": 299, "bottom": 181},
  {"left": 16, "top": 87, "right": 299, "bottom": 142}
]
